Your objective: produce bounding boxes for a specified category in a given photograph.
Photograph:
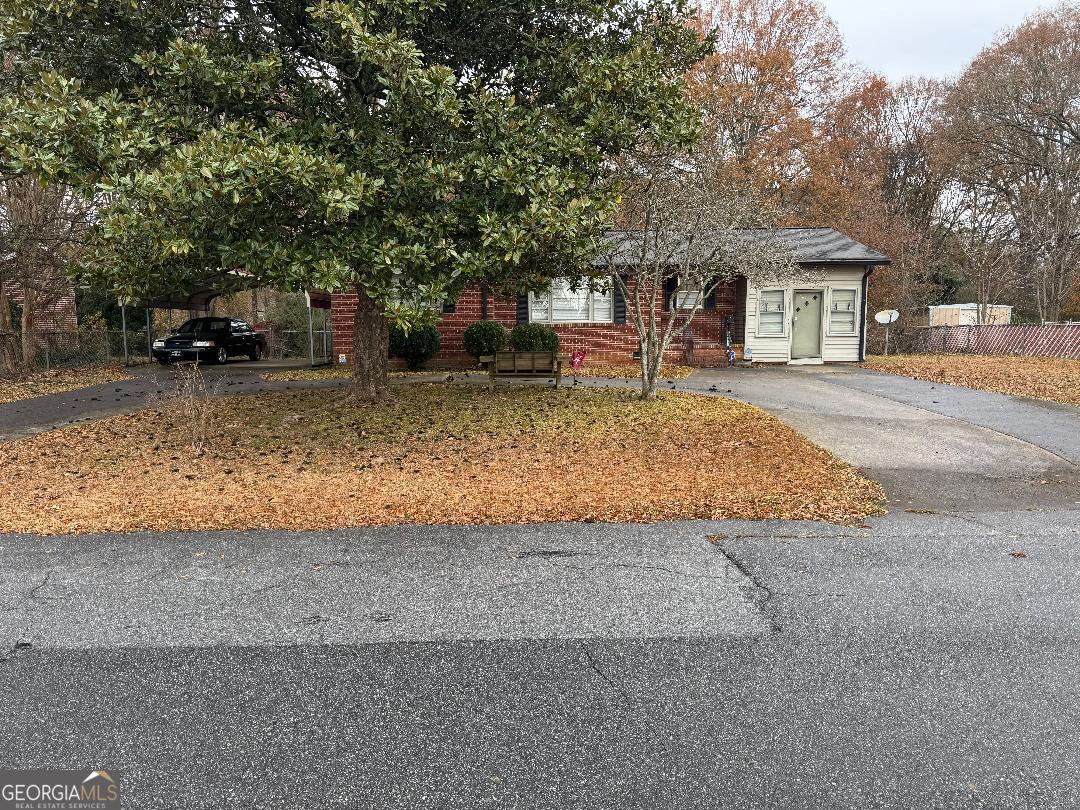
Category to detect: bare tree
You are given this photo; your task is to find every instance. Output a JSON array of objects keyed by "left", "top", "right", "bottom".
[
  {"left": 602, "top": 151, "right": 798, "bottom": 400},
  {"left": 938, "top": 183, "right": 1022, "bottom": 324},
  {"left": 944, "top": 4, "right": 1080, "bottom": 323},
  {"left": 0, "top": 177, "right": 90, "bottom": 374}
]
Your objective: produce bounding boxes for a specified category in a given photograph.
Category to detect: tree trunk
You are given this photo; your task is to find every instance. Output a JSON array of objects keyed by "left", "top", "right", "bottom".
[
  {"left": 0, "top": 284, "right": 19, "bottom": 376},
  {"left": 350, "top": 284, "right": 392, "bottom": 402},
  {"left": 19, "top": 286, "right": 36, "bottom": 369},
  {"left": 639, "top": 336, "right": 660, "bottom": 401}
]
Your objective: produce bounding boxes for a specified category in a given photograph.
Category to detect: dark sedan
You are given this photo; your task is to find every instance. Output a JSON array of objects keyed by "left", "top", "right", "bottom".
[{"left": 152, "top": 318, "right": 266, "bottom": 365}]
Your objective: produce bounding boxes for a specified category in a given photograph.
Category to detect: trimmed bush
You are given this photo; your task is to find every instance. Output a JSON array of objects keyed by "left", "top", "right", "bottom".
[
  {"left": 462, "top": 320, "right": 508, "bottom": 360},
  {"left": 510, "top": 323, "right": 559, "bottom": 353},
  {"left": 389, "top": 324, "right": 441, "bottom": 370}
]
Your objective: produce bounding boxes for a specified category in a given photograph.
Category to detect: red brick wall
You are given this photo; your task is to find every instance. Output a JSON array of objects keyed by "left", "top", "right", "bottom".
[
  {"left": 2, "top": 280, "right": 77, "bottom": 331},
  {"left": 332, "top": 280, "right": 742, "bottom": 367}
]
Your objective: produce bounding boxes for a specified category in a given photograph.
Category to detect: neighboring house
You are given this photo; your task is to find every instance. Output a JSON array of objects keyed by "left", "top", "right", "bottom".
[
  {"left": 1, "top": 278, "right": 78, "bottom": 332},
  {"left": 928, "top": 303, "right": 1013, "bottom": 327},
  {"left": 330, "top": 228, "right": 889, "bottom": 366}
]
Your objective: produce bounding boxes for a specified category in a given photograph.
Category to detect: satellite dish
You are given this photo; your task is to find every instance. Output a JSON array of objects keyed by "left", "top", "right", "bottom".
[{"left": 875, "top": 310, "right": 900, "bottom": 325}]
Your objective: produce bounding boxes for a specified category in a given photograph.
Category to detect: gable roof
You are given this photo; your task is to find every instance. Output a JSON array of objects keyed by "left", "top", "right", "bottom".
[{"left": 600, "top": 227, "right": 889, "bottom": 266}]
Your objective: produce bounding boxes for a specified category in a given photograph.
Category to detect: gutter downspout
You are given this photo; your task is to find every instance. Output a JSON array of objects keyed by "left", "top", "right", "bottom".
[{"left": 859, "top": 264, "right": 873, "bottom": 361}]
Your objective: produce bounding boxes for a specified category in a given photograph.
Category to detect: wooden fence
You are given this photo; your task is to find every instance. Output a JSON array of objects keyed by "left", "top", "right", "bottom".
[{"left": 922, "top": 323, "right": 1080, "bottom": 359}]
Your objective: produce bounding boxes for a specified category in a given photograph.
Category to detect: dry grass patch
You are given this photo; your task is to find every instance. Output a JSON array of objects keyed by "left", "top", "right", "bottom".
[
  {"left": 0, "top": 384, "right": 883, "bottom": 534},
  {"left": 862, "top": 354, "right": 1080, "bottom": 406},
  {"left": 0, "top": 366, "right": 130, "bottom": 404}
]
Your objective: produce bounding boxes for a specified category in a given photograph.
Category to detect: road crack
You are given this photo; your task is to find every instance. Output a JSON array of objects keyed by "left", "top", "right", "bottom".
[{"left": 579, "top": 643, "right": 632, "bottom": 703}]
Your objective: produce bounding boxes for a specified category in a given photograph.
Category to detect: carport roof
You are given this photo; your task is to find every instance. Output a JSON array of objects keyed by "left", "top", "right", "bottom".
[{"left": 599, "top": 227, "right": 890, "bottom": 267}]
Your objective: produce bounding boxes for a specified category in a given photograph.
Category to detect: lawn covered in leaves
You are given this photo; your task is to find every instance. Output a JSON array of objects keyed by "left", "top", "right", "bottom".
[
  {"left": 263, "top": 363, "right": 697, "bottom": 382},
  {"left": 0, "top": 384, "right": 883, "bottom": 534},
  {"left": 0, "top": 366, "right": 130, "bottom": 404},
  {"left": 863, "top": 354, "right": 1080, "bottom": 406}
]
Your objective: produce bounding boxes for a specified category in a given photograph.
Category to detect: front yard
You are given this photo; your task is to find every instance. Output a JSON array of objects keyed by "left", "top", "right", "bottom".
[
  {"left": 862, "top": 354, "right": 1080, "bottom": 406},
  {"left": 0, "top": 366, "right": 130, "bottom": 404},
  {"left": 0, "top": 383, "right": 882, "bottom": 534}
]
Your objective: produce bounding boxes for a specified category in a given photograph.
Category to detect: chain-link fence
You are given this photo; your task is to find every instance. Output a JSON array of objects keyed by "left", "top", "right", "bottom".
[
  {"left": 2, "top": 324, "right": 337, "bottom": 369},
  {"left": 0, "top": 329, "right": 158, "bottom": 369},
  {"left": 864, "top": 322, "right": 1080, "bottom": 359},
  {"left": 261, "top": 327, "right": 333, "bottom": 361}
]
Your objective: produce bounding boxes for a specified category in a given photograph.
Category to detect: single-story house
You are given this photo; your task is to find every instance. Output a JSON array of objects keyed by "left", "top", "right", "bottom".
[{"left": 330, "top": 227, "right": 889, "bottom": 366}]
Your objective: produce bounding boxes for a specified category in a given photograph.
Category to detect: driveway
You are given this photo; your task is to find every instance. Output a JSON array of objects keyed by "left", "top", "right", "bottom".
[
  {"left": 686, "top": 364, "right": 1079, "bottom": 512},
  {"left": 0, "top": 359, "right": 351, "bottom": 442},
  {"left": 1, "top": 362, "right": 1078, "bottom": 807}
]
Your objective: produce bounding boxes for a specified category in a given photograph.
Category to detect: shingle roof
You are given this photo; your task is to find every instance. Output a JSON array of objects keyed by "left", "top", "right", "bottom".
[{"left": 600, "top": 227, "right": 889, "bottom": 266}]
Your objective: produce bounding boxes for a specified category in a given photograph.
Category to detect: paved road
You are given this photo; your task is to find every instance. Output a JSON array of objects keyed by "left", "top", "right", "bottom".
[
  {"left": 1, "top": 363, "right": 1078, "bottom": 808},
  {"left": 2, "top": 513, "right": 1078, "bottom": 808}
]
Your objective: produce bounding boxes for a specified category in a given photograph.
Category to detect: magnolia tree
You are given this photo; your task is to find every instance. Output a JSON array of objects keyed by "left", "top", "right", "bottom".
[
  {"left": 601, "top": 153, "right": 798, "bottom": 400},
  {"left": 0, "top": 0, "right": 704, "bottom": 400}
]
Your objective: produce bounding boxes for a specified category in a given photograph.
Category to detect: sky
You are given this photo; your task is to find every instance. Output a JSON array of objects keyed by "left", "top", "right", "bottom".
[{"left": 820, "top": 0, "right": 1053, "bottom": 81}]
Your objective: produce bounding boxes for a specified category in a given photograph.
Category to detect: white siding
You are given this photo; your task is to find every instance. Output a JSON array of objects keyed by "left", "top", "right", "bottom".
[
  {"left": 743, "top": 266, "right": 866, "bottom": 363},
  {"left": 744, "top": 286, "right": 791, "bottom": 363},
  {"left": 821, "top": 268, "right": 865, "bottom": 363}
]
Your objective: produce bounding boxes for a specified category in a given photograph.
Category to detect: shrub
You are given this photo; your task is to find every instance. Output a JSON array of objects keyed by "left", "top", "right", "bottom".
[
  {"left": 462, "top": 320, "right": 508, "bottom": 360},
  {"left": 510, "top": 323, "right": 559, "bottom": 353},
  {"left": 389, "top": 324, "right": 441, "bottom": 370}
]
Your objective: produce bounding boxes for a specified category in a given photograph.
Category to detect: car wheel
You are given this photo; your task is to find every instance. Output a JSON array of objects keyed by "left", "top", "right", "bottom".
[
  {"left": 249, "top": 344, "right": 263, "bottom": 361},
  {"left": 215, "top": 347, "right": 228, "bottom": 364}
]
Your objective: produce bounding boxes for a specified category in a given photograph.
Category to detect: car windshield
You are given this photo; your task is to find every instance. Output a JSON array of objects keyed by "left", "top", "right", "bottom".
[{"left": 177, "top": 318, "right": 230, "bottom": 334}]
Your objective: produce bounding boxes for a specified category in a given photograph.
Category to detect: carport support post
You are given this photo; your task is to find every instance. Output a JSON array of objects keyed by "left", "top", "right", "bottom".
[
  {"left": 305, "top": 291, "right": 315, "bottom": 367},
  {"left": 145, "top": 308, "right": 153, "bottom": 362}
]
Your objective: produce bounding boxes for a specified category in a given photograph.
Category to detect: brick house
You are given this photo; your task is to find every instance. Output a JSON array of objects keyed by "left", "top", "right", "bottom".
[
  {"left": 331, "top": 228, "right": 889, "bottom": 367},
  {"left": 1, "top": 279, "right": 78, "bottom": 332}
]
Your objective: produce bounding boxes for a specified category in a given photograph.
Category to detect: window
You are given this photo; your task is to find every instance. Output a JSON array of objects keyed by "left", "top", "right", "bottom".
[
  {"left": 675, "top": 286, "right": 702, "bottom": 310},
  {"left": 530, "top": 279, "right": 612, "bottom": 323},
  {"left": 829, "top": 289, "right": 857, "bottom": 334},
  {"left": 757, "top": 290, "right": 785, "bottom": 336}
]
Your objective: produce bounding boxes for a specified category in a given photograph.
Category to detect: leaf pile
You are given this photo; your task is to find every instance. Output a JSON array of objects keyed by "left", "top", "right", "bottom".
[
  {"left": 263, "top": 367, "right": 442, "bottom": 382},
  {"left": 0, "top": 384, "right": 883, "bottom": 534},
  {"left": 0, "top": 366, "right": 130, "bottom": 405},
  {"left": 863, "top": 354, "right": 1080, "bottom": 406},
  {"left": 569, "top": 363, "right": 696, "bottom": 380},
  {"left": 264, "top": 363, "right": 698, "bottom": 383}
]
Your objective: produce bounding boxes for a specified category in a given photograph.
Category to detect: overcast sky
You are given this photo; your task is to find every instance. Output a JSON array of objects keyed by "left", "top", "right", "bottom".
[{"left": 820, "top": 0, "right": 1052, "bottom": 81}]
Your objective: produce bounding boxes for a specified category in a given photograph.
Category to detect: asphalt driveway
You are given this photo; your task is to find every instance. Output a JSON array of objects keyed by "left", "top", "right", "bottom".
[{"left": 687, "top": 364, "right": 1079, "bottom": 512}]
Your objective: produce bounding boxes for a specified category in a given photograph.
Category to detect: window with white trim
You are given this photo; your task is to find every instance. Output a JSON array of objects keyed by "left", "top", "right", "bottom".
[
  {"left": 829, "top": 289, "right": 857, "bottom": 334},
  {"left": 530, "top": 279, "right": 612, "bottom": 323},
  {"left": 675, "top": 284, "right": 702, "bottom": 310},
  {"left": 757, "top": 290, "right": 785, "bottom": 335}
]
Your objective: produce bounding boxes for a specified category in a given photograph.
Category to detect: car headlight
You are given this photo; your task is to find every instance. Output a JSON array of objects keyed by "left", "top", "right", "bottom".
[
  {"left": 153, "top": 339, "right": 165, "bottom": 348},
  {"left": 192, "top": 340, "right": 215, "bottom": 348}
]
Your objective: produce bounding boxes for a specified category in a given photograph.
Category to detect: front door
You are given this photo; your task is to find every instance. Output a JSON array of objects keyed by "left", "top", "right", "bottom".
[{"left": 791, "top": 290, "right": 823, "bottom": 360}]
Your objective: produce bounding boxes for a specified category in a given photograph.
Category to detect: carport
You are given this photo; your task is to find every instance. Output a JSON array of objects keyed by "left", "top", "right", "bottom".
[{"left": 130, "top": 286, "right": 333, "bottom": 367}]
